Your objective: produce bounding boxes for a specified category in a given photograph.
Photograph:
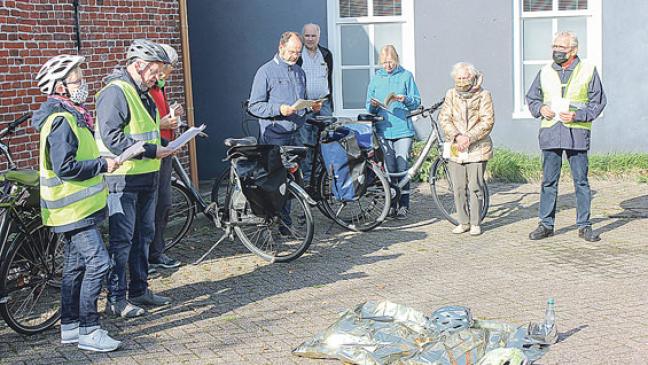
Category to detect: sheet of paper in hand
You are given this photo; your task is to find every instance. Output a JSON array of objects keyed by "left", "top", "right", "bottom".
[
  {"left": 290, "top": 96, "right": 328, "bottom": 111},
  {"left": 167, "top": 124, "right": 207, "bottom": 151},
  {"left": 115, "top": 141, "right": 146, "bottom": 164},
  {"left": 371, "top": 92, "right": 398, "bottom": 110}
]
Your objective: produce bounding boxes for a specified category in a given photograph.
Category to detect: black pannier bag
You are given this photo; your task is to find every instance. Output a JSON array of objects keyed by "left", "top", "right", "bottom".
[
  {"left": 320, "top": 127, "right": 368, "bottom": 202},
  {"left": 231, "top": 144, "right": 288, "bottom": 218}
]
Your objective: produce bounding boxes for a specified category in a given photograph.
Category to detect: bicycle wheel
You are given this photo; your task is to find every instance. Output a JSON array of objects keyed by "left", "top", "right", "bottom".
[
  {"left": 232, "top": 182, "right": 313, "bottom": 263},
  {"left": 163, "top": 180, "right": 196, "bottom": 251},
  {"left": 0, "top": 215, "right": 63, "bottom": 335},
  {"left": 210, "top": 168, "right": 231, "bottom": 210},
  {"left": 429, "top": 158, "right": 489, "bottom": 225},
  {"left": 319, "top": 162, "right": 391, "bottom": 232}
]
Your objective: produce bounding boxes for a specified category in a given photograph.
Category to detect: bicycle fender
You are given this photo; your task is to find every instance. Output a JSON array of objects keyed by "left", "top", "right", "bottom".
[{"left": 288, "top": 180, "right": 317, "bottom": 206}]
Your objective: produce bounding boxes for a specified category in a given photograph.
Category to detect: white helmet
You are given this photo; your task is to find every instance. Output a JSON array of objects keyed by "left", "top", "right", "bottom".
[
  {"left": 160, "top": 44, "right": 179, "bottom": 66},
  {"left": 35, "top": 55, "right": 85, "bottom": 95}
]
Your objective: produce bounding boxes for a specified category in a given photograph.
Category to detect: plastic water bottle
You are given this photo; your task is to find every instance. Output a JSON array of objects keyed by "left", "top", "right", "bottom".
[{"left": 544, "top": 298, "right": 557, "bottom": 338}]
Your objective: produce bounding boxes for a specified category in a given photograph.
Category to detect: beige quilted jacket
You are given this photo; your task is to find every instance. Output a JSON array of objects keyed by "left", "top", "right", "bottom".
[{"left": 438, "top": 87, "right": 495, "bottom": 163}]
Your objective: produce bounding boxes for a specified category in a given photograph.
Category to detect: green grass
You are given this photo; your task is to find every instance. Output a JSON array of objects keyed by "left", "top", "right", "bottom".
[{"left": 411, "top": 142, "right": 648, "bottom": 183}]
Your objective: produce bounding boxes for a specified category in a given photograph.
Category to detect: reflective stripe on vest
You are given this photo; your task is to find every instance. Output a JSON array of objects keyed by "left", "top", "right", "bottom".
[
  {"left": 540, "top": 61, "right": 595, "bottom": 130},
  {"left": 39, "top": 112, "right": 108, "bottom": 227},
  {"left": 95, "top": 79, "right": 161, "bottom": 175}
]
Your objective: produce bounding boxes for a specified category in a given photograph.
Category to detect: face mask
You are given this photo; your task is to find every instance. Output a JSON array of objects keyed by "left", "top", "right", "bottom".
[
  {"left": 68, "top": 80, "right": 89, "bottom": 105},
  {"left": 157, "top": 79, "right": 166, "bottom": 88},
  {"left": 454, "top": 78, "right": 474, "bottom": 93},
  {"left": 552, "top": 50, "right": 569, "bottom": 65},
  {"left": 136, "top": 62, "right": 152, "bottom": 91}
]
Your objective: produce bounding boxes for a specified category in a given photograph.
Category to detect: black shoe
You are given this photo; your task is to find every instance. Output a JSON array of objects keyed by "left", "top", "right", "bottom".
[
  {"left": 149, "top": 254, "right": 181, "bottom": 269},
  {"left": 529, "top": 224, "right": 554, "bottom": 240},
  {"left": 578, "top": 226, "right": 601, "bottom": 242}
]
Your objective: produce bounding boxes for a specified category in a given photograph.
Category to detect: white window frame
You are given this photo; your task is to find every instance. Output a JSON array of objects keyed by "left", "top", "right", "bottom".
[
  {"left": 326, "top": 0, "right": 415, "bottom": 117},
  {"left": 512, "top": 0, "right": 602, "bottom": 119}
]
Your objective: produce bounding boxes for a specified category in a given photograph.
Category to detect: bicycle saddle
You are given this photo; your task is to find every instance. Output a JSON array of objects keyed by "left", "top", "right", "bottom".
[
  {"left": 305, "top": 116, "right": 337, "bottom": 126},
  {"left": 279, "top": 145, "right": 308, "bottom": 158},
  {"left": 224, "top": 136, "right": 257, "bottom": 147},
  {"left": 357, "top": 114, "right": 383, "bottom": 122},
  {"left": 1, "top": 170, "right": 39, "bottom": 187}
]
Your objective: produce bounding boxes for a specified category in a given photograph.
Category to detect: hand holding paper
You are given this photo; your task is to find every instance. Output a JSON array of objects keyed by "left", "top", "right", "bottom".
[
  {"left": 167, "top": 124, "right": 207, "bottom": 152},
  {"left": 115, "top": 141, "right": 146, "bottom": 164},
  {"left": 550, "top": 97, "right": 569, "bottom": 123}
]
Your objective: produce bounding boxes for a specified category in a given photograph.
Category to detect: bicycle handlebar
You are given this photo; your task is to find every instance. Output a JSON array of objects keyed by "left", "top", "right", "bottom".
[
  {"left": 408, "top": 99, "right": 445, "bottom": 118},
  {"left": 0, "top": 112, "right": 32, "bottom": 139}
]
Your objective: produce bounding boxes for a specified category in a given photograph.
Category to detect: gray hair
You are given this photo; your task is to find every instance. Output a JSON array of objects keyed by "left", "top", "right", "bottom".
[
  {"left": 302, "top": 23, "right": 320, "bottom": 35},
  {"left": 279, "top": 31, "right": 303, "bottom": 47},
  {"left": 450, "top": 62, "right": 478, "bottom": 80},
  {"left": 553, "top": 31, "right": 579, "bottom": 48}
]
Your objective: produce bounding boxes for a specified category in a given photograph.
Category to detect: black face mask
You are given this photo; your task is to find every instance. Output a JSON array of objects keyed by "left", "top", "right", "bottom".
[{"left": 552, "top": 50, "right": 569, "bottom": 65}]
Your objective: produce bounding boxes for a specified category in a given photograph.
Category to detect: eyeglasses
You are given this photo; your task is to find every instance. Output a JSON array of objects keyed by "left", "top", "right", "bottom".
[{"left": 64, "top": 78, "right": 82, "bottom": 86}]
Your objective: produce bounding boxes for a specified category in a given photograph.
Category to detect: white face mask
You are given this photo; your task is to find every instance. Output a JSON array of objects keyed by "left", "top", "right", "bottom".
[{"left": 69, "top": 80, "right": 89, "bottom": 105}]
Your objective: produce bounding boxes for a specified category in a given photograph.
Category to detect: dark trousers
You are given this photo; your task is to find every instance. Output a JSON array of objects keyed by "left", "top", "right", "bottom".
[
  {"left": 150, "top": 157, "right": 172, "bottom": 262},
  {"left": 539, "top": 149, "right": 592, "bottom": 229},
  {"left": 106, "top": 189, "right": 157, "bottom": 302},
  {"left": 60, "top": 225, "right": 109, "bottom": 329}
]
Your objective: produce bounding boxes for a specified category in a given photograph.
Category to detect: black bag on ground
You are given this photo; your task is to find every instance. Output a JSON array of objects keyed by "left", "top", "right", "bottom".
[
  {"left": 320, "top": 127, "right": 367, "bottom": 202},
  {"left": 231, "top": 144, "right": 288, "bottom": 218}
]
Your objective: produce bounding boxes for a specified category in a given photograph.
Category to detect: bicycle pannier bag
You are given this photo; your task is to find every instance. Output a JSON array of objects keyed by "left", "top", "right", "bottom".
[
  {"left": 320, "top": 127, "right": 367, "bottom": 202},
  {"left": 232, "top": 145, "right": 288, "bottom": 218}
]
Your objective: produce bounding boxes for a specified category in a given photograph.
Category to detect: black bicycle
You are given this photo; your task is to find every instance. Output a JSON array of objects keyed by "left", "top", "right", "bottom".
[
  {"left": 0, "top": 113, "right": 63, "bottom": 335},
  {"left": 163, "top": 135, "right": 315, "bottom": 264}
]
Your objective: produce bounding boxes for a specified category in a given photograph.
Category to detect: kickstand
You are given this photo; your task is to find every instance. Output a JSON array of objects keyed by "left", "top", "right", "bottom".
[{"left": 193, "top": 227, "right": 230, "bottom": 265}]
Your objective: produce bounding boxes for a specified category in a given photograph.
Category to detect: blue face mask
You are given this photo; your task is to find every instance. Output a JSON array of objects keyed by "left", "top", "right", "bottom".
[{"left": 156, "top": 79, "right": 166, "bottom": 88}]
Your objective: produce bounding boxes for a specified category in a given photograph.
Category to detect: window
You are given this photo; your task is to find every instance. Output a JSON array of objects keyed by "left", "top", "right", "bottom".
[
  {"left": 327, "top": 0, "right": 414, "bottom": 115},
  {"left": 513, "top": 0, "right": 601, "bottom": 118}
]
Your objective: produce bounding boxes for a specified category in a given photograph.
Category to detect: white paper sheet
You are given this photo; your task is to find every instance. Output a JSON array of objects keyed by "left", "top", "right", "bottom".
[
  {"left": 115, "top": 141, "right": 146, "bottom": 164},
  {"left": 167, "top": 124, "right": 207, "bottom": 151},
  {"left": 550, "top": 97, "right": 570, "bottom": 122}
]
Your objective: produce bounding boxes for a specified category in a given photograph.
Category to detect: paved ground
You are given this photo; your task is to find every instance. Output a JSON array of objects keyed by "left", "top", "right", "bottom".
[{"left": 1, "top": 179, "right": 647, "bottom": 364}]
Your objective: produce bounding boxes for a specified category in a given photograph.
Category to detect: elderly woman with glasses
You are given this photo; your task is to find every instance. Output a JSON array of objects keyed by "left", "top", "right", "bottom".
[
  {"left": 438, "top": 62, "right": 495, "bottom": 235},
  {"left": 365, "top": 45, "right": 421, "bottom": 220}
]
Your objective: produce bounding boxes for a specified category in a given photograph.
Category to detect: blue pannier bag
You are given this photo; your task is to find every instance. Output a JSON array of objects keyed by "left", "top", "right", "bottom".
[
  {"left": 320, "top": 127, "right": 367, "bottom": 202},
  {"left": 343, "top": 123, "right": 374, "bottom": 150}
]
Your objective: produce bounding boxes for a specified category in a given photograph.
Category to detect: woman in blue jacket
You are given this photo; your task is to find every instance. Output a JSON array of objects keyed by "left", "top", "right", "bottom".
[{"left": 366, "top": 45, "right": 421, "bottom": 219}]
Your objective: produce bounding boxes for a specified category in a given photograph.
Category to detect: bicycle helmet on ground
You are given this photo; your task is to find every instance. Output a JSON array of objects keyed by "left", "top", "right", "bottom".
[
  {"left": 476, "top": 348, "right": 528, "bottom": 365},
  {"left": 159, "top": 44, "right": 179, "bottom": 66},
  {"left": 35, "top": 55, "right": 85, "bottom": 95},
  {"left": 126, "top": 39, "right": 171, "bottom": 64},
  {"left": 427, "top": 306, "right": 473, "bottom": 334}
]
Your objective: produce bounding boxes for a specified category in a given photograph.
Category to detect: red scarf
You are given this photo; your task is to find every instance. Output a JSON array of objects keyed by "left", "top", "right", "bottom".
[{"left": 49, "top": 95, "right": 95, "bottom": 129}]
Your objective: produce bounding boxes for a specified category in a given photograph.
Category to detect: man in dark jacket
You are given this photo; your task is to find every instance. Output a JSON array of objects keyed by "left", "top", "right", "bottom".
[{"left": 296, "top": 23, "right": 333, "bottom": 183}]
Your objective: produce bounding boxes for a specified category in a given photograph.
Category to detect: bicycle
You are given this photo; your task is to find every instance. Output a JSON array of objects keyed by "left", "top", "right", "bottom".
[
  {"left": 0, "top": 113, "right": 64, "bottom": 335},
  {"left": 298, "top": 115, "right": 392, "bottom": 232},
  {"left": 400, "top": 100, "right": 490, "bottom": 225},
  {"left": 163, "top": 135, "right": 316, "bottom": 264}
]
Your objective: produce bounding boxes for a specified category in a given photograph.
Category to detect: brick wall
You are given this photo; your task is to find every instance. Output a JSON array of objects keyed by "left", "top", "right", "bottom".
[{"left": 0, "top": 0, "right": 187, "bottom": 170}]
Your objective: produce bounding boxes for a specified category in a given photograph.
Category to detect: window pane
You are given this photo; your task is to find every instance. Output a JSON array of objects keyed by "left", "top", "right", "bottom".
[
  {"left": 374, "top": 23, "right": 402, "bottom": 65},
  {"left": 559, "top": 0, "right": 588, "bottom": 10},
  {"left": 342, "top": 69, "right": 370, "bottom": 109},
  {"left": 523, "top": 18, "right": 552, "bottom": 60},
  {"left": 523, "top": 64, "right": 543, "bottom": 103},
  {"left": 557, "top": 17, "right": 587, "bottom": 58},
  {"left": 340, "top": 0, "right": 368, "bottom": 17},
  {"left": 373, "top": 0, "right": 401, "bottom": 16},
  {"left": 523, "top": 0, "right": 552, "bottom": 12},
  {"left": 341, "top": 25, "right": 370, "bottom": 66}
]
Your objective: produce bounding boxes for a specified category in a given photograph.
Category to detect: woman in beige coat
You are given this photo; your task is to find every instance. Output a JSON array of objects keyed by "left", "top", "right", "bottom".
[{"left": 438, "top": 62, "right": 494, "bottom": 235}]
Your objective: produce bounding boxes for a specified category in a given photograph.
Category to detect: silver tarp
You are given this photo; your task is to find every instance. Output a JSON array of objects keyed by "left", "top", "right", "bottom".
[{"left": 293, "top": 301, "right": 556, "bottom": 365}]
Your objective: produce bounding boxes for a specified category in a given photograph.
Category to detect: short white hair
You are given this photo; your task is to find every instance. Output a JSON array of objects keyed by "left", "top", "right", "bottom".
[
  {"left": 302, "top": 23, "right": 320, "bottom": 35},
  {"left": 450, "top": 62, "right": 478, "bottom": 80},
  {"left": 553, "top": 31, "right": 579, "bottom": 48}
]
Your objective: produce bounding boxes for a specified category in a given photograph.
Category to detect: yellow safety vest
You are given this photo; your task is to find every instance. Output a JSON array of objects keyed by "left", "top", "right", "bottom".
[
  {"left": 540, "top": 61, "right": 595, "bottom": 130},
  {"left": 95, "top": 79, "right": 161, "bottom": 175},
  {"left": 39, "top": 112, "right": 108, "bottom": 227}
]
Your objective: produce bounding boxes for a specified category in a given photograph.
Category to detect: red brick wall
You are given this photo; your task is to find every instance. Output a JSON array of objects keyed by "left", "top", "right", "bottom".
[{"left": 0, "top": 0, "right": 187, "bottom": 170}]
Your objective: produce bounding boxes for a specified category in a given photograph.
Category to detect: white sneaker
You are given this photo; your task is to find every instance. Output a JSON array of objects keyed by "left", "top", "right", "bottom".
[
  {"left": 452, "top": 224, "right": 470, "bottom": 234},
  {"left": 470, "top": 225, "right": 482, "bottom": 236},
  {"left": 61, "top": 322, "right": 79, "bottom": 344},
  {"left": 78, "top": 328, "right": 121, "bottom": 352}
]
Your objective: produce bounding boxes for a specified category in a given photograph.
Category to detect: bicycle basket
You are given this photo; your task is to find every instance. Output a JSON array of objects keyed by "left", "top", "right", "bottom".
[
  {"left": 231, "top": 144, "right": 288, "bottom": 218},
  {"left": 320, "top": 128, "right": 367, "bottom": 202}
]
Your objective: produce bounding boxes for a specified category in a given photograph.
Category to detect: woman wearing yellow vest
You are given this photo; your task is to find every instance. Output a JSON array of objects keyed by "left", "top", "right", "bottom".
[
  {"left": 526, "top": 32, "right": 606, "bottom": 242},
  {"left": 33, "top": 55, "right": 121, "bottom": 352}
]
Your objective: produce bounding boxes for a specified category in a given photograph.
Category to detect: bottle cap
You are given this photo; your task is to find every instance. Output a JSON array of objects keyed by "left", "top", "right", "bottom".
[{"left": 548, "top": 298, "right": 555, "bottom": 304}]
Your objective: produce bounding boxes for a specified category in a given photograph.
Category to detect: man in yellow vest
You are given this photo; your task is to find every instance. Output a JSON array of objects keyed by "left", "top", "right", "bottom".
[
  {"left": 33, "top": 55, "right": 121, "bottom": 351},
  {"left": 96, "top": 40, "right": 175, "bottom": 318},
  {"left": 526, "top": 31, "right": 607, "bottom": 242}
]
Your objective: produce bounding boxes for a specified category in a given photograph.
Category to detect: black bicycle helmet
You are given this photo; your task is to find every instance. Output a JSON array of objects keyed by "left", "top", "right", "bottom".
[{"left": 126, "top": 39, "right": 171, "bottom": 64}]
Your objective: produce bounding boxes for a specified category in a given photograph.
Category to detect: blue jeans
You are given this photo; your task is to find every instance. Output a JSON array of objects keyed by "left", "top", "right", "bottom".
[
  {"left": 60, "top": 225, "right": 109, "bottom": 329},
  {"left": 106, "top": 189, "right": 157, "bottom": 302},
  {"left": 150, "top": 157, "right": 172, "bottom": 262},
  {"left": 380, "top": 137, "right": 413, "bottom": 209},
  {"left": 539, "top": 149, "right": 592, "bottom": 229},
  {"left": 298, "top": 100, "right": 332, "bottom": 183}
]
